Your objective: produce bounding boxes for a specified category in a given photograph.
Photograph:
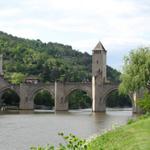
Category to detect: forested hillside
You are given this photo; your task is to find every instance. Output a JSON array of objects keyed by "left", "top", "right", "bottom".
[{"left": 0, "top": 31, "right": 120, "bottom": 84}]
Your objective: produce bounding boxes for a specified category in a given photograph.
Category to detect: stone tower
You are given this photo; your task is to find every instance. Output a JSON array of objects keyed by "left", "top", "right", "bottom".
[
  {"left": 92, "top": 41, "right": 107, "bottom": 84},
  {"left": 92, "top": 41, "right": 107, "bottom": 111},
  {"left": 0, "top": 54, "right": 3, "bottom": 76}
]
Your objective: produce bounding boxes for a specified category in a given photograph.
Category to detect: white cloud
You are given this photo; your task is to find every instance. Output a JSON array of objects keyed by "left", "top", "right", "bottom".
[
  {"left": 0, "top": 0, "right": 149, "bottom": 69},
  {"left": 0, "top": 8, "right": 21, "bottom": 17}
]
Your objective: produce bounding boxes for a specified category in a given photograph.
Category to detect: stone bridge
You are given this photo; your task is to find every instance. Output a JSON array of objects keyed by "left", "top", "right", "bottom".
[
  {"left": 0, "top": 42, "right": 142, "bottom": 113},
  {"left": 0, "top": 76, "right": 139, "bottom": 113},
  {"left": 0, "top": 79, "right": 92, "bottom": 111}
]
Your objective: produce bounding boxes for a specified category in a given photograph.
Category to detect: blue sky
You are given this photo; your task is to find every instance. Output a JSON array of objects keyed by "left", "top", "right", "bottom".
[{"left": 0, "top": 0, "right": 149, "bottom": 71}]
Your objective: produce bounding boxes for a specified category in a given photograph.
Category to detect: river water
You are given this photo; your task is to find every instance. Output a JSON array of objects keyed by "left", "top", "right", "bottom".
[{"left": 0, "top": 108, "right": 135, "bottom": 150}]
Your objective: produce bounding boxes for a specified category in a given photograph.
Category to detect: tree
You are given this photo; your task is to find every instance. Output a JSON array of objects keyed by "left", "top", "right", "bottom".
[
  {"left": 119, "top": 47, "right": 150, "bottom": 94},
  {"left": 10, "top": 72, "right": 26, "bottom": 84}
]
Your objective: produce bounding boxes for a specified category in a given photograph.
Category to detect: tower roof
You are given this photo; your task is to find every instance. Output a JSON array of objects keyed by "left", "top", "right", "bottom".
[{"left": 93, "top": 41, "right": 106, "bottom": 51}]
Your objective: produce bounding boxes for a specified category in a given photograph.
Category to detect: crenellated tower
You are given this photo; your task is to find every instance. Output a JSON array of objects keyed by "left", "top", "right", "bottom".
[
  {"left": 92, "top": 41, "right": 107, "bottom": 112},
  {"left": 92, "top": 41, "right": 107, "bottom": 84}
]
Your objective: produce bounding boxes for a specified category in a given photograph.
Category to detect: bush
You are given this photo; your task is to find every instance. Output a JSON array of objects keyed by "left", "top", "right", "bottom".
[
  {"left": 31, "top": 145, "right": 54, "bottom": 150},
  {"left": 137, "top": 92, "right": 150, "bottom": 113},
  {"left": 30, "top": 133, "right": 87, "bottom": 150},
  {"left": 127, "top": 118, "right": 136, "bottom": 125},
  {"left": 138, "top": 112, "right": 150, "bottom": 120}
]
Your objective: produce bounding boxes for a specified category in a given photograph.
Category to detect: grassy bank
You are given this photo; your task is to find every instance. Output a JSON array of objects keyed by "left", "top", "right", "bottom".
[{"left": 87, "top": 116, "right": 150, "bottom": 150}]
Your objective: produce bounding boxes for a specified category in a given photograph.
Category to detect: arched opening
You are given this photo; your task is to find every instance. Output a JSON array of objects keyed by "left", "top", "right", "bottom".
[
  {"left": 105, "top": 89, "right": 132, "bottom": 109},
  {"left": 33, "top": 89, "right": 54, "bottom": 110},
  {"left": 0, "top": 89, "right": 20, "bottom": 110},
  {"left": 66, "top": 89, "right": 92, "bottom": 110}
]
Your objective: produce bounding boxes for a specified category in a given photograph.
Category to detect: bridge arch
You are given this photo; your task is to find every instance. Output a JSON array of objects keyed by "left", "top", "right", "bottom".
[
  {"left": 29, "top": 87, "right": 55, "bottom": 102},
  {"left": 102, "top": 87, "right": 133, "bottom": 108},
  {"left": 65, "top": 88, "right": 92, "bottom": 109},
  {"left": 29, "top": 87, "right": 55, "bottom": 110},
  {"left": 0, "top": 86, "right": 20, "bottom": 109},
  {"left": 65, "top": 87, "right": 92, "bottom": 100},
  {"left": 0, "top": 86, "right": 20, "bottom": 97}
]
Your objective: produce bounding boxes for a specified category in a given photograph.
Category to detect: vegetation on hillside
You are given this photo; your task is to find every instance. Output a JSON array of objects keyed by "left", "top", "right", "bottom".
[{"left": 0, "top": 31, "right": 120, "bottom": 84}]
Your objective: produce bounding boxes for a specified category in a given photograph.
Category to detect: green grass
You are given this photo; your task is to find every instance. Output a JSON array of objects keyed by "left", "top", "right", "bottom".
[{"left": 88, "top": 117, "right": 150, "bottom": 150}]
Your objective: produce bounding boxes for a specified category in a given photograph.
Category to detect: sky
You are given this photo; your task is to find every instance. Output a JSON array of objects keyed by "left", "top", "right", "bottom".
[{"left": 0, "top": 0, "right": 150, "bottom": 71}]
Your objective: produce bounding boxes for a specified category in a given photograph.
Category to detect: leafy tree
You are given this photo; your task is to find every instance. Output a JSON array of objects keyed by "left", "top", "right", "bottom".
[
  {"left": 137, "top": 92, "right": 150, "bottom": 113},
  {"left": 10, "top": 72, "right": 26, "bottom": 84},
  {"left": 119, "top": 47, "right": 150, "bottom": 94}
]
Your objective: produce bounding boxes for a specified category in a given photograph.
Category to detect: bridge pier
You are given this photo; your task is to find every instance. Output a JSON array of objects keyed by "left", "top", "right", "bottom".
[
  {"left": 19, "top": 84, "right": 34, "bottom": 110},
  {"left": 55, "top": 82, "right": 68, "bottom": 111},
  {"left": 92, "top": 81, "right": 106, "bottom": 112}
]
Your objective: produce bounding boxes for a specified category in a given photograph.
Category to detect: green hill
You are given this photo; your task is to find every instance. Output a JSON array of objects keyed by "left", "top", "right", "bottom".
[{"left": 0, "top": 31, "right": 120, "bottom": 84}]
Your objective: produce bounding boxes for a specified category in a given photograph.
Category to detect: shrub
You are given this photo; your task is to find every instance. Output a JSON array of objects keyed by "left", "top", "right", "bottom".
[
  {"left": 30, "top": 133, "right": 87, "bottom": 150},
  {"left": 127, "top": 118, "right": 136, "bottom": 125},
  {"left": 31, "top": 145, "right": 54, "bottom": 150},
  {"left": 137, "top": 92, "right": 150, "bottom": 113}
]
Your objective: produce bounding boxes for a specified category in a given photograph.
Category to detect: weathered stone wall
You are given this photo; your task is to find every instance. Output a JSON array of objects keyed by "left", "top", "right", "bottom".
[
  {"left": 19, "top": 83, "right": 55, "bottom": 110},
  {"left": 55, "top": 82, "right": 92, "bottom": 111}
]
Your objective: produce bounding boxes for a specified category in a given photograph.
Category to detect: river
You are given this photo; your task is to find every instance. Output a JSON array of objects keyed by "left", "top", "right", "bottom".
[{"left": 0, "top": 108, "right": 135, "bottom": 150}]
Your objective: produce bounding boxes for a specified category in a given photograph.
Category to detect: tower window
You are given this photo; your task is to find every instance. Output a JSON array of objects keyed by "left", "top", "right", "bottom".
[
  {"left": 93, "top": 51, "right": 100, "bottom": 54},
  {"left": 96, "top": 60, "right": 99, "bottom": 64}
]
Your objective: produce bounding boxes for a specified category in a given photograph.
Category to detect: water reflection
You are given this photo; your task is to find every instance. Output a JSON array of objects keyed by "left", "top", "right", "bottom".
[{"left": 0, "top": 109, "right": 135, "bottom": 150}]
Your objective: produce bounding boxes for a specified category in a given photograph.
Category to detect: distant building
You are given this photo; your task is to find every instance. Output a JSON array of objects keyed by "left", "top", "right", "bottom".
[{"left": 24, "top": 75, "right": 40, "bottom": 84}]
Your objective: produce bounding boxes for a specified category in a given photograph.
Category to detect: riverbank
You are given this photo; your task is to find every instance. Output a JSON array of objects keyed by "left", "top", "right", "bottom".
[{"left": 87, "top": 115, "right": 150, "bottom": 150}]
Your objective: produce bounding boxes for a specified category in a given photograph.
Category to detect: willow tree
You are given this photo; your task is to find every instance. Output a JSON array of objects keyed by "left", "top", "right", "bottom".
[{"left": 119, "top": 47, "right": 150, "bottom": 94}]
